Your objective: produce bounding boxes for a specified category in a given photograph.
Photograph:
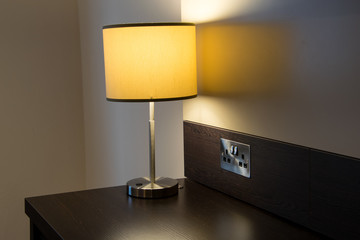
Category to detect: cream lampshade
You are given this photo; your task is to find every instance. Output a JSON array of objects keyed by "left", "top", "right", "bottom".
[
  {"left": 103, "top": 23, "right": 197, "bottom": 101},
  {"left": 102, "top": 23, "right": 197, "bottom": 198}
]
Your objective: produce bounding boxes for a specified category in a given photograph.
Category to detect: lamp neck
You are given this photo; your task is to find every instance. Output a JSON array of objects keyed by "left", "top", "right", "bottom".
[{"left": 149, "top": 102, "right": 155, "bottom": 184}]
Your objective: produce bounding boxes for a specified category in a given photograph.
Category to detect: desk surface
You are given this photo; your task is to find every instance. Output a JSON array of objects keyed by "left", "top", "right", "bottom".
[{"left": 25, "top": 179, "right": 327, "bottom": 240}]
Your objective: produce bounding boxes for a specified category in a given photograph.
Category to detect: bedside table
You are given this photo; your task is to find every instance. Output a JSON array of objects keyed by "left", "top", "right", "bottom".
[{"left": 25, "top": 179, "right": 327, "bottom": 240}]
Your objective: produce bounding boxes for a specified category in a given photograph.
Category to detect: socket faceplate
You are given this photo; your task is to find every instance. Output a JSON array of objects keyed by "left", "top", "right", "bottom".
[{"left": 220, "top": 138, "right": 250, "bottom": 178}]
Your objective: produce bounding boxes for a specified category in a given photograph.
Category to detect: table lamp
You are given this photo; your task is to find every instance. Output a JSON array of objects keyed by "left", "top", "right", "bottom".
[{"left": 102, "top": 23, "right": 197, "bottom": 198}]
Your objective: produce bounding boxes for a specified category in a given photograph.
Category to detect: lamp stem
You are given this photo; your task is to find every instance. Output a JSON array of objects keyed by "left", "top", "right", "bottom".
[
  {"left": 126, "top": 101, "right": 178, "bottom": 198},
  {"left": 149, "top": 101, "right": 155, "bottom": 184}
]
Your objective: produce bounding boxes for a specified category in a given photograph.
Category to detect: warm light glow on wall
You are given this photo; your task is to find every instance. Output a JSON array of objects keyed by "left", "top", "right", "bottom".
[
  {"left": 181, "top": 0, "right": 258, "bottom": 23},
  {"left": 182, "top": 0, "right": 360, "bottom": 159},
  {"left": 183, "top": 96, "right": 228, "bottom": 127}
]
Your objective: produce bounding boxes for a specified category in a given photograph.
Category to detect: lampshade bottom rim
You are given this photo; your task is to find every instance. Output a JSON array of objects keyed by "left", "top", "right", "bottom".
[{"left": 106, "top": 94, "right": 197, "bottom": 102}]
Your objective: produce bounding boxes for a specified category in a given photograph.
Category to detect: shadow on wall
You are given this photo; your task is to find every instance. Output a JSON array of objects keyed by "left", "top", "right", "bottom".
[{"left": 196, "top": 20, "right": 293, "bottom": 99}]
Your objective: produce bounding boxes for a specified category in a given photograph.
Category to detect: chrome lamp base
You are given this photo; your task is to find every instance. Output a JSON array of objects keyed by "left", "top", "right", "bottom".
[{"left": 127, "top": 177, "right": 178, "bottom": 198}]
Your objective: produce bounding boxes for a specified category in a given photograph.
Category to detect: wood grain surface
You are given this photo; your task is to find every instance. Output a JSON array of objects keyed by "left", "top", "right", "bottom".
[
  {"left": 184, "top": 121, "right": 310, "bottom": 226},
  {"left": 25, "top": 179, "right": 327, "bottom": 240},
  {"left": 184, "top": 120, "right": 360, "bottom": 240},
  {"left": 310, "top": 150, "right": 360, "bottom": 240}
]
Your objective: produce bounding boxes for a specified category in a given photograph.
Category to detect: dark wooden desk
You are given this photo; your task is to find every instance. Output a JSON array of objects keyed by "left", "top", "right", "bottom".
[{"left": 25, "top": 179, "right": 328, "bottom": 240}]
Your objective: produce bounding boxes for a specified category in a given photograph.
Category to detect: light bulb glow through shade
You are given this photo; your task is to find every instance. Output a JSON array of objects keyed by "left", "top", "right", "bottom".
[{"left": 102, "top": 23, "right": 197, "bottom": 101}]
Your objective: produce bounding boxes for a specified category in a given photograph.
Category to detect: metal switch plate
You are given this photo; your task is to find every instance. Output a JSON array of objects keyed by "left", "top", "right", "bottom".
[{"left": 220, "top": 138, "right": 251, "bottom": 178}]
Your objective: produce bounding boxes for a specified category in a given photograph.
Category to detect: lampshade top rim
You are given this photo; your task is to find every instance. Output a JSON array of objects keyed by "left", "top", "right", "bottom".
[{"left": 103, "top": 22, "right": 195, "bottom": 29}]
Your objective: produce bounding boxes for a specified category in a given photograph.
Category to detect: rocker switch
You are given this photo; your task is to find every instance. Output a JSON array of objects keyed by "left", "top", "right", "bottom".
[
  {"left": 234, "top": 146, "right": 238, "bottom": 155},
  {"left": 230, "top": 145, "right": 234, "bottom": 154}
]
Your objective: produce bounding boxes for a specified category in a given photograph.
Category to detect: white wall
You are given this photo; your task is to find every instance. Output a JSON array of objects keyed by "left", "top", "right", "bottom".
[
  {"left": 182, "top": 0, "right": 360, "bottom": 158},
  {"left": 77, "top": 0, "right": 184, "bottom": 188},
  {"left": 0, "top": 0, "right": 86, "bottom": 239}
]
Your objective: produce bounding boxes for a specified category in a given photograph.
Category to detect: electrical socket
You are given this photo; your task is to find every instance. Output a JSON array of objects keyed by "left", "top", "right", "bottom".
[{"left": 220, "top": 138, "right": 251, "bottom": 178}]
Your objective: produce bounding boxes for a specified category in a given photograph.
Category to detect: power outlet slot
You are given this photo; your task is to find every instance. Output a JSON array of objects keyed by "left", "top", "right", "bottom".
[{"left": 220, "top": 138, "right": 251, "bottom": 178}]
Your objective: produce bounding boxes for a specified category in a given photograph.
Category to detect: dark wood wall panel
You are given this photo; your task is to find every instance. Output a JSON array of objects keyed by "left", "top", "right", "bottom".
[
  {"left": 184, "top": 121, "right": 310, "bottom": 227},
  {"left": 184, "top": 120, "right": 360, "bottom": 240},
  {"left": 310, "top": 150, "right": 360, "bottom": 240}
]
